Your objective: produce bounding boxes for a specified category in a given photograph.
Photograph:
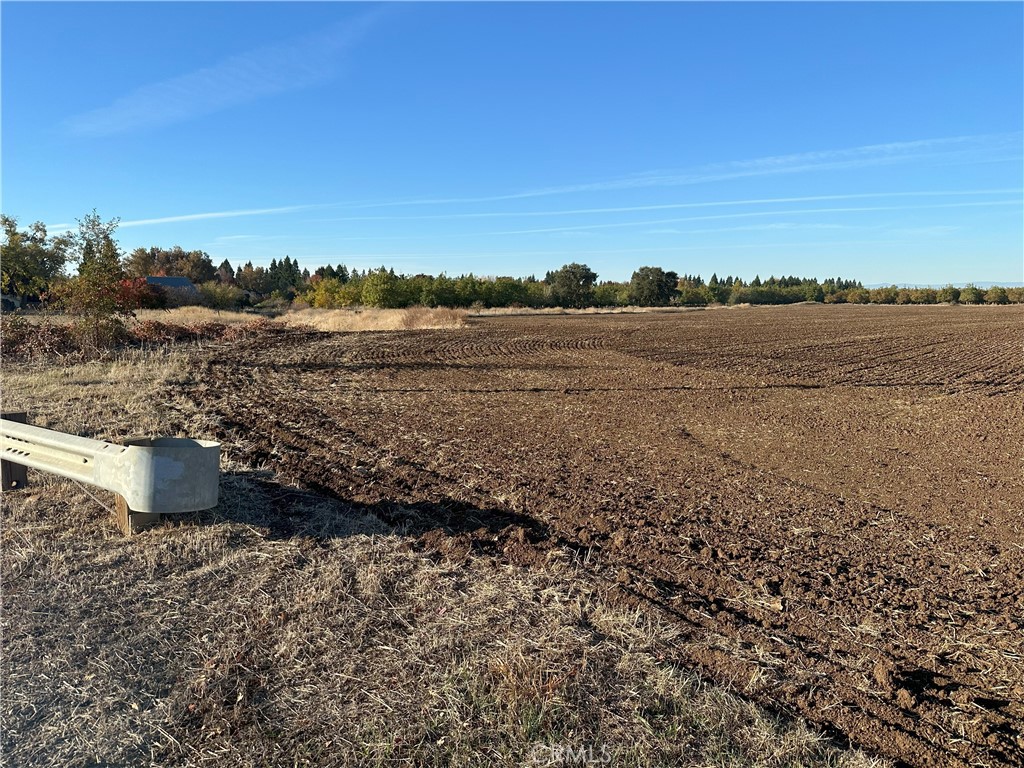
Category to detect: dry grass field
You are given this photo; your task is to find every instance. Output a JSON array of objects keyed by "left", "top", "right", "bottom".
[
  {"left": 17, "top": 305, "right": 470, "bottom": 332},
  {"left": 4, "top": 304, "right": 1021, "bottom": 766},
  {"left": 279, "top": 306, "right": 468, "bottom": 332}
]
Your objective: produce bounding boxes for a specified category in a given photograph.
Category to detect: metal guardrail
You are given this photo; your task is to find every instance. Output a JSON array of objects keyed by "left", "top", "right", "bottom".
[{"left": 1, "top": 413, "right": 219, "bottom": 534}]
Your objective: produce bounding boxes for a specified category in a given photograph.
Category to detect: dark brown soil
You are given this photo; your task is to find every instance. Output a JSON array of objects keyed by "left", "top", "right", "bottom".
[{"left": 183, "top": 304, "right": 1024, "bottom": 767}]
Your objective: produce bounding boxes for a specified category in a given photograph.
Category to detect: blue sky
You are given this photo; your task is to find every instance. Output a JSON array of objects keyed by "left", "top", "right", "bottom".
[{"left": 2, "top": 2, "right": 1022, "bottom": 284}]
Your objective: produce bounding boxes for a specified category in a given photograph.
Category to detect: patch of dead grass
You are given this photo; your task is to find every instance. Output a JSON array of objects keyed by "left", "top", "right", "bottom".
[
  {"left": 14, "top": 307, "right": 261, "bottom": 326},
  {"left": 0, "top": 347, "right": 193, "bottom": 440},
  {"left": 134, "top": 307, "right": 260, "bottom": 325},
  {"left": 277, "top": 307, "right": 468, "bottom": 332}
]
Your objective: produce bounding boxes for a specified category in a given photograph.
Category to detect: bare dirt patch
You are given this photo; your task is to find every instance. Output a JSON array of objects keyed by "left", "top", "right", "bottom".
[
  {"left": 1, "top": 335, "right": 888, "bottom": 766},
  {"left": 181, "top": 304, "right": 1024, "bottom": 767}
]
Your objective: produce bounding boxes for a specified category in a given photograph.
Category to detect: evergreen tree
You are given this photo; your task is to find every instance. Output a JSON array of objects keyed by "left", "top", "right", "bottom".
[{"left": 217, "top": 259, "right": 235, "bottom": 284}]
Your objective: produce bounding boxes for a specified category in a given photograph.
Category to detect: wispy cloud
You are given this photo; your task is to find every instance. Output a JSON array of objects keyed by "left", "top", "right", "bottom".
[
  {"left": 334, "top": 134, "right": 1021, "bottom": 209},
  {"left": 64, "top": 11, "right": 382, "bottom": 137},
  {"left": 201, "top": 196, "right": 1015, "bottom": 245},
  {"left": 117, "top": 204, "right": 324, "bottom": 228},
  {"left": 892, "top": 225, "right": 962, "bottom": 237},
  {"left": 478, "top": 199, "right": 1021, "bottom": 237},
  {"left": 643, "top": 222, "right": 856, "bottom": 236},
  {"left": 44, "top": 207, "right": 318, "bottom": 235},
  {"left": 48, "top": 187, "right": 1017, "bottom": 235},
  {"left": 315, "top": 187, "right": 1020, "bottom": 223}
]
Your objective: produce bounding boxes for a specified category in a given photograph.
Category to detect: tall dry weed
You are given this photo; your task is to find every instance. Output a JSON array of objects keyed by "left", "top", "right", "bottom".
[{"left": 133, "top": 307, "right": 259, "bottom": 325}]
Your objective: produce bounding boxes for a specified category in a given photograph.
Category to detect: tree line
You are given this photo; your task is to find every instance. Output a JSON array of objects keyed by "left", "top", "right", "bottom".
[{"left": 2, "top": 212, "right": 1021, "bottom": 315}]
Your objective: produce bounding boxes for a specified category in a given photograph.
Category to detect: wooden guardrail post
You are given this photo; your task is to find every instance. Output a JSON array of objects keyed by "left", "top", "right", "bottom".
[{"left": 115, "top": 495, "right": 162, "bottom": 535}]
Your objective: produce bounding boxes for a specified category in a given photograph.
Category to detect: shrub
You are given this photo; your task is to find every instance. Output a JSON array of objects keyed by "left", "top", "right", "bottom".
[
  {"left": 361, "top": 269, "right": 403, "bottom": 308},
  {"left": 678, "top": 286, "right": 710, "bottom": 306},
  {"left": 985, "top": 286, "right": 1009, "bottom": 305},
  {"left": 868, "top": 286, "right": 898, "bottom": 304},
  {"left": 68, "top": 316, "right": 131, "bottom": 352},
  {"left": 117, "top": 278, "right": 166, "bottom": 310},
  {"left": 199, "top": 280, "right": 244, "bottom": 311},
  {"left": 132, "top": 320, "right": 194, "bottom": 344},
  {"left": 221, "top": 318, "right": 277, "bottom": 342},
  {"left": 911, "top": 288, "right": 937, "bottom": 304},
  {"left": 1, "top": 315, "right": 80, "bottom": 360},
  {"left": 183, "top": 321, "right": 228, "bottom": 340},
  {"left": 959, "top": 284, "right": 984, "bottom": 304}
]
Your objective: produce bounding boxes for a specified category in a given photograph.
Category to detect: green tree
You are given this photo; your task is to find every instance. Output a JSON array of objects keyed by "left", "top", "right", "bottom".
[
  {"left": 959, "top": 284, "right": 984, "bottom": 304},
  {"left": 985, "top": 286, "right": 1009, "bottom": 305},
  {"left": 71, "top": 212, "right": 124, "bottom": 283},
  {"left": 268, "top": 256, "right": 303, "bottom": 294},
  {"left": 454, "top": 274, "right": 485, "bottom": 307},
  {"left": 421, "top": 274, "right": 457, "bottom": 307},
  {"left": 199, "top": 280, "right": 244, "bottom": 312},
  {"left": 627, "top": 266, "right": 679, "bottom": 306},
  {"left": 235, "top": 261, "right": 273, "bottom": 296},
  {"left": 869, "top": 286, "right": 899, "bottom": 304},
  {"left": 361, "top": 268, "right": 402, "bottom": 308},
  {"left": 846, "top": 288, "right": 870, "bottom": 304},
  {"left": 0, "top": 215, "right": 69, "bottom": 300},
  {"left": 705, "top": 273, "right": 730, "bottom": 304},
  {"left": 54, "top": 211, "right": 130, "bottom": 349},
  {"left": 524, "top": 280, "right": 550, "bottom": 308},
  {"left": 549, "top": 263, "right": 597, "bottom": 308},
  {"left": 216, "top": 259, "right": 236, "bottom": 284},
  {"left": 177, "top": 249, "right": 217, "bottom": 284},
  {"left": 679, "top": 285, "right": 710, "bottom": 306},
  {"left": 593, "top": 281, "right": 628, "bottom": 307},
  {"left": 936, "top": 285, "right": 960, "bottom": 303},
  {"left": 804, "top": 283, "right": 825, "bottom": 302},
  {"left": 124, "top": 247, "right": 157, "bottom": 278},
  {"left": 490, "top": 276, "right": 529, "bottom": 308},
  {"left": 304, "top": 276, "right": 343, "bottom": 308},
  {"left": 911, "top": 288, "right": 938, "bottom": 304},
  {"left": 124, "top": 245, "right": 215, "bottom": 283}
]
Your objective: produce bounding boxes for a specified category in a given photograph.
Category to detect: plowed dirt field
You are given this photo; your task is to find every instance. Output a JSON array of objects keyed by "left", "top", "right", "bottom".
[{"left": 185, "top": 304, "right": 1024, "bottom": 767}]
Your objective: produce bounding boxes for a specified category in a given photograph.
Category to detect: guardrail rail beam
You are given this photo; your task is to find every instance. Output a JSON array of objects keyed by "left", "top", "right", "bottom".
[{"left": 1, "top": 414, "right": 220, "bottom": 536}]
